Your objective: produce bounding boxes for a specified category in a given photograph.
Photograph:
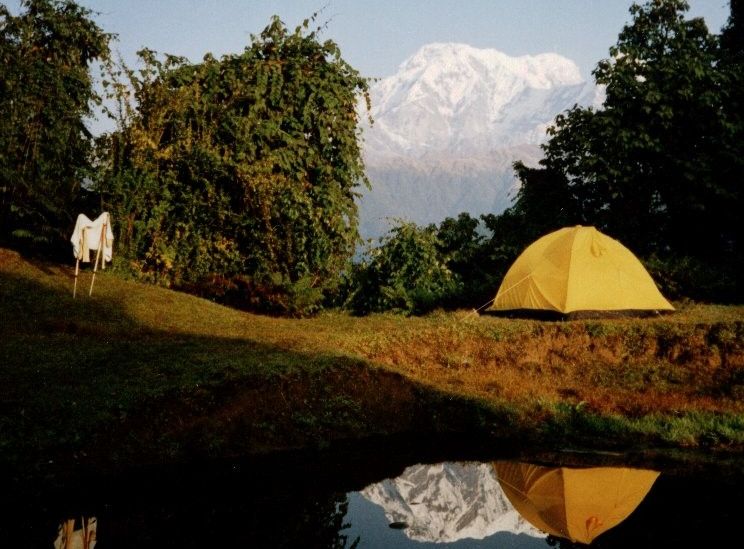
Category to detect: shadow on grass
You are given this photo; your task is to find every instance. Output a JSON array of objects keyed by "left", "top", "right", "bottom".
[
  {"left": 0, "top": 266, "right": 529, "bottom": 547},
  {"left": 3, "top": 265, "right": 742, "bottom": 481},
  {"left": 3, "top": 267, "right": 744, "bottom": 547},
  {"left": 1, "top": 270, "right": 522, "bottom": 476}
]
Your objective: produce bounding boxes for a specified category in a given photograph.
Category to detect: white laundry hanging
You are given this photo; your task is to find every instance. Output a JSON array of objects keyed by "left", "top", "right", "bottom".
[
  {"left": 70, "top": 212, "right": 114, "bottom": 298},
  {"left": 70, "top": 212, "right": 114, "bottom": 264}
]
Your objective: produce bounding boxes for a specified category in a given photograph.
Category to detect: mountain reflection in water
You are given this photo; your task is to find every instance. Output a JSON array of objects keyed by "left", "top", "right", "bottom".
[
  {"left": 3, "top": 448, "right": 743, "bottom": 548},
  {"left": 358, "top": 462, "right": 545, "bottom": 543},
  {"left": 350, "top": 462, "right": 658, "bottom": 547}
]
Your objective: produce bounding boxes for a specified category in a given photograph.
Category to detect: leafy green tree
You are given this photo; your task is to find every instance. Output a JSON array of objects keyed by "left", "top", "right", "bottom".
[
  {"left": 545, "top": 0, "right": 739, "bottom": 256},
  {"left": 509, "top": 0, "right": 742, "bottom": 301},
  {"left": 344, "top": 221, "right": 459, "bottom": 315},
  {"left": 433, "top": 213, "right": 483, "bottom": 278},
  {"left": 500, "top": 161, "right": 582, "bottom": 241},
  {"left": 0, "top": 0, "right": 110, "bottom": 252},
  {"left": 719, "top": 1, "right": 744, "bottom": 238},
  {"left": 431, "top": 212, "right": 503, "bottom": 308},
  {"left": 97, "top": 16, "right": 369, "bottom": 314}
]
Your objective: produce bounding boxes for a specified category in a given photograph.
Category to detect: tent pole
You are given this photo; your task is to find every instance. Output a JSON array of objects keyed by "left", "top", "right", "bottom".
[{"left": 89, "top": 222, "right": 106, "bottom": 297}]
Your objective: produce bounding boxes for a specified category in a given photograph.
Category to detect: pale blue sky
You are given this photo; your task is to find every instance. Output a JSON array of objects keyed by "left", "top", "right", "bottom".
[
  {"left": 67, "top": 0, "right": 730, "bottom": 79},
  {"left": 8, "top": 0, "right": 730, "bottom": 134}
]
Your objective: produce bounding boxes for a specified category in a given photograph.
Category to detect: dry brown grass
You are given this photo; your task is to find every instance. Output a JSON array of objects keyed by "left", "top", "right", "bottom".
[
  {"left": 330, "top": 314, "right": 743, "bottom": 418},
  {"left": 3, "top": 246, "right": 742, "bottom": 420}
]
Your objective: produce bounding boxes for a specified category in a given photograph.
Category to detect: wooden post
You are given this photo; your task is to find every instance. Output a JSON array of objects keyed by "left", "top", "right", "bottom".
[
  {"left": 73, "top": 257, "right": 80, "bottom": 298},
  {"left": 88, "top": 222, "right": 106, "bottom": 297}
]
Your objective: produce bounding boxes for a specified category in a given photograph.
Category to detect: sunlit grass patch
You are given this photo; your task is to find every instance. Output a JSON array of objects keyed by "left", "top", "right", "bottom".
[
  {"left": 544, "top": 404, "right": 744, "bottom": 449},
  {"left": 1, "top": 247, "right": 743, "bottom": 470}
]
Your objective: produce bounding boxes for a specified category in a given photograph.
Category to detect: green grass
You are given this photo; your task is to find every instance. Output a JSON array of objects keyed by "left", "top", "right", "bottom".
[{"left": 1, "top": 247, "right": 743, "bottom": 472}]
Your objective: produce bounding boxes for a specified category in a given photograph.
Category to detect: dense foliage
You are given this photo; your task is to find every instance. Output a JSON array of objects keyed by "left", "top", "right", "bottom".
[
  {"left": 509, "top": 0, "right": 743, "bottom": 302},
  {"left": 96, "top": 16, "right": 369, "bottom": 314},
  {"left": 344, "top": 212, "right": 540, "bottom": 315},
  {"left": 0, "top": 0, "right": 110, "bottom": 253},
  {"left": 344, "top": 221, "right": 459, "bottom": 314}
]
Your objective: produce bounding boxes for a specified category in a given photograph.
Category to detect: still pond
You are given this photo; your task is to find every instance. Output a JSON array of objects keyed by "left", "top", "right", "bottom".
[{"left": 4, "top": 446, "right": 744, "bottom": 548}]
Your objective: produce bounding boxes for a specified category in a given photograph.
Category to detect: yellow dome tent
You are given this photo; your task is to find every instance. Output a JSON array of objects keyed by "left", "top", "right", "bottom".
[
  {"left": 493, "top": 462, "right": 659, "bottom": 544},
  {"left": 489, "top": 226, "right": 673, "bottom": 316}
]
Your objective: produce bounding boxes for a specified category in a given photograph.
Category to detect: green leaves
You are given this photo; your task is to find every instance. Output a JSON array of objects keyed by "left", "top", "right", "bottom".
[
  {"left": 344, "top": 221, "right": 460, "bottom": 315},
  {"left": 96, "top": 16, "right": 370, "bottom": 315},
  {"left": 531, "top": 1, "right": 743, "bottom": 287},
  {"left": 502, "top": 0, "right": 744, "bottom": 302},
  {"left": 0, "top": 0, "right": 111, "bottom": 252}
]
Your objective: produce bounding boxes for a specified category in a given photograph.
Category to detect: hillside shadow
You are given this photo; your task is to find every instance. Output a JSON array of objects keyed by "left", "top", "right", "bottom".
[
  {"left": 0, "top": 269, "right": 143, "bottom": 337},
  {"left": 0, "top": 266, "right": 549, "bottom": 547},
  {"left": 5, "top": 267, "right": 743, "bottom": 546},
  {"left": 1, "top": 268, "right": 531, "bottom": 475}
]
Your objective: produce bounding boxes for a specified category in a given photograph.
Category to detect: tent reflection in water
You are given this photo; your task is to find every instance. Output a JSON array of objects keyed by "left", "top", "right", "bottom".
[
  {"left": 493, "top": 462, "right": 659, "bottom": 544},
  {"left": 489, "top": 226, "right": 674, "bottom": 317}
]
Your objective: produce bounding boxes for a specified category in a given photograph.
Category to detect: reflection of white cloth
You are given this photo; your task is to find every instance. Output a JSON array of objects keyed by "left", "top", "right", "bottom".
[
  {"left": 70, "top": 212, "right": 113, "bottom": 263},
  {"left": 53, "top": 516, "right": 97, "bottom": 549}
]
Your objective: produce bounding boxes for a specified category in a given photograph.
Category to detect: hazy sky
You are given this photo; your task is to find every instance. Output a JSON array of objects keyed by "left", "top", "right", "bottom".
[{"left": 62, "top": 0, "right": 730, "bottom": 80}]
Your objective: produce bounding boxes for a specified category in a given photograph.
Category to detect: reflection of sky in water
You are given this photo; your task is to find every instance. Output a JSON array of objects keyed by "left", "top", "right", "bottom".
[{"left": 344, "top": 491, "right": 549, "bottom": 548}]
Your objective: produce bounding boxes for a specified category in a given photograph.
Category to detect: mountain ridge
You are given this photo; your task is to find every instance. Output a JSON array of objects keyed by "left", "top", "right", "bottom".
[{"left": 356, "top": 42, "right": 603, "bottom": 238}]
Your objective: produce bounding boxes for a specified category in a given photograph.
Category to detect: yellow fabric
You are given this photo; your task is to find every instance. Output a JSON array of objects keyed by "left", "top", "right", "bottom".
[
  {"left": 494, "top": 462, "right": 659, "bottom": 544},
  {"left": 490, "top": 226, "right": 674, "bottom": 313}
]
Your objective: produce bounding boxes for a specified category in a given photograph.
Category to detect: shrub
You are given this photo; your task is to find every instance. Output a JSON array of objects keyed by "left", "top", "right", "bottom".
[{"left": 344, "top": 221, "right": 460, "bottom": 315}]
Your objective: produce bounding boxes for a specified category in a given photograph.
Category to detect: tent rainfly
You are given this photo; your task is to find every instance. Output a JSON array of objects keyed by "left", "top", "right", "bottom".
[
  {"left": 70, "top": 212, "right": 114, "bottom": 297},
  {"left": 489, "top": 226, "right": 674, "bottom": 317},
  {"left": 493, "top": 462, "right": 659, "bottom": 544}
]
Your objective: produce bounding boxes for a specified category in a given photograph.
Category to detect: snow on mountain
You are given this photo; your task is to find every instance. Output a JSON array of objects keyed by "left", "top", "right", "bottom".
[
  {"left": 356, "top": 43, "right": 603, "bottom": 238},
  {"left": 362, "top": 42, "right": 601, "bottom": 157},
  {"left": 360, "top": 462, "right": 545, "bottom": 543}
]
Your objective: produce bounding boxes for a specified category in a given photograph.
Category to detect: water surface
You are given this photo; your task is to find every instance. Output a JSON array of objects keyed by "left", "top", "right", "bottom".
[{"left": 3, "top": 446, "right": 743, "bottom": 548}]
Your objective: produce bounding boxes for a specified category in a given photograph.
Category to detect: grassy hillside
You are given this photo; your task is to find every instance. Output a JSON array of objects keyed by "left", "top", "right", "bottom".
[{"left": 1, "top": 247, "right": 743, "bottom": 473}]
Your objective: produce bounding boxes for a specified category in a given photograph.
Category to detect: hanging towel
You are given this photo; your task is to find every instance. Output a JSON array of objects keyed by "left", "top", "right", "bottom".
[{"left": 71, "top": 212, "right": 114, "bottom": 263}]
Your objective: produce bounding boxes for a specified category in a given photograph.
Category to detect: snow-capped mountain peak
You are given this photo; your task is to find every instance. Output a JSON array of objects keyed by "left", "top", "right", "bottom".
[
  {"left": 356, "top": 43, "right": 604, "bottom": 238},
  {"left": 363, "top": 43, "right": 599, "bottom": 159},
  {"left": 396, "top": 42, "right": 583, "bottom": 91}
]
